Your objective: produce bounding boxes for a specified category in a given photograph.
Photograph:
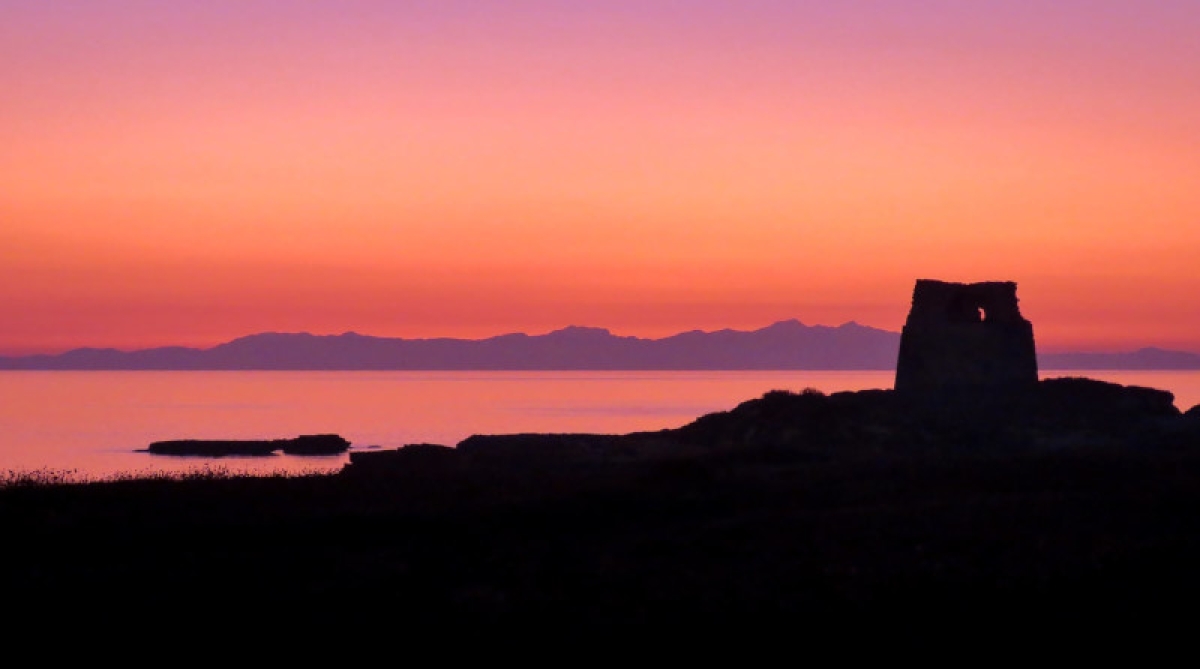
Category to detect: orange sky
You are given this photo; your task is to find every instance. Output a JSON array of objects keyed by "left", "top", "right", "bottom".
[{"left": 2, "top": 2, "right": 1198, "bottom": 355}]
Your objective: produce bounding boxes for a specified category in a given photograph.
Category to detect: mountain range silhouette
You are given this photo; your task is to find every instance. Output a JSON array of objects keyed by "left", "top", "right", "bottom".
[{"left": 1, "top": 320, "right": 1197, "bottom": 370}]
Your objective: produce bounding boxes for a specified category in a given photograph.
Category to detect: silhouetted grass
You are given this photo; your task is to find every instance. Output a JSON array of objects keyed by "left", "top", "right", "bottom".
[{"left": 1, "top": 462, "right": 338, "bottom": 488}]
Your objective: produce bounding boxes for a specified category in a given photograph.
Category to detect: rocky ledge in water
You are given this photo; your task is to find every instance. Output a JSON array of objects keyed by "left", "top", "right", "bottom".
[{"left": 142, "top": 433, "right": 351, "bottom": 457}]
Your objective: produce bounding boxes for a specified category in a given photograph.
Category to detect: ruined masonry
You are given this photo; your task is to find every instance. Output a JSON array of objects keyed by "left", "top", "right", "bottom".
[{"left": 894, "top": 279, "right": 1038, "bottom": 394}]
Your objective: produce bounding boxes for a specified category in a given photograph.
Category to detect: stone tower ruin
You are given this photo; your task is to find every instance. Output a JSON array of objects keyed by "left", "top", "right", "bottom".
[{"left": 894, "top": 279, "right": 1038, "bottom": 394}]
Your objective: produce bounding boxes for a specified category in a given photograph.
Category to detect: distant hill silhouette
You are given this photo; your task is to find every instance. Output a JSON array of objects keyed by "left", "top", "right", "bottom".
[
  {"left": 1, "top": 321, "right": 1197, "bottom": 370},
  {"left": 1038, "top": 347, "right": 1200, "bottom": 370}
]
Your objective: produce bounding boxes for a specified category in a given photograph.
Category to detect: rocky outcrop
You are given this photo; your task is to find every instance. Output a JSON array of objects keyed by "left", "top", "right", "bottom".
[
  {"left": 681, "top": 377, "right": 1183, "bottom": 451},
  {"left": 144, "top": 434, "right": 350, "bottom": 457},
  {"left": 339, "top": 377, "right": 1192, "bottom": 481},
  {"left": 278, "top": 434, "right": 351, "bottom": 455},
  {"left": 894, "top": 279, "right": 1038, "bottom": 395}
]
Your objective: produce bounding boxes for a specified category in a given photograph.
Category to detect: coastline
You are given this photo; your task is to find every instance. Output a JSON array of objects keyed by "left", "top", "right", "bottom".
[{"left": 4, "top": 378, "right": 1200, "bottom": 649}]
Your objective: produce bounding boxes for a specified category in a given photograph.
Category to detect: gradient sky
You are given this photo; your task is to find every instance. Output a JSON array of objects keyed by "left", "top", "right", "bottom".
[{"left": 3, "top": 1, "right": 1198, "bottom": 355}]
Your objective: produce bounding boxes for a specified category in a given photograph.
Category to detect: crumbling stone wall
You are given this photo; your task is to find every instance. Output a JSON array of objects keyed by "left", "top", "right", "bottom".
[{"left": 894, "top": 279, "right": 1038, "bottom": 394}]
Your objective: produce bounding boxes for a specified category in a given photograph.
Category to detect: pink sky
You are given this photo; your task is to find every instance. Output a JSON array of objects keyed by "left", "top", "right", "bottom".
[{"left": 2, "top": 1, "right": 1198, "bottom": 355}]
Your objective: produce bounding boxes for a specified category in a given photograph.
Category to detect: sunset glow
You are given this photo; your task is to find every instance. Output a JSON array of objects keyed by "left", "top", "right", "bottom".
[{"left": 4, "top": 1, "right": 1198, "bottom": 355}]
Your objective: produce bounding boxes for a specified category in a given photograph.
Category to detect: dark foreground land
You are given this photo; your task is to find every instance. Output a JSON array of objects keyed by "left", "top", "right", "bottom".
[{"left": 5, "top": 377, "right": 1200, "bottom": 651}]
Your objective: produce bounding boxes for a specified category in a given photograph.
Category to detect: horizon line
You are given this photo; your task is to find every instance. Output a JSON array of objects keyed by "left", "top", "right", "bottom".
[{"left": 2, "top": 317, "right": 1199, "bottom": 359}]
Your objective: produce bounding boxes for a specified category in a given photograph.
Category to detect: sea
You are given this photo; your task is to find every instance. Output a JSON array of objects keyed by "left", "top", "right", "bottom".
[{"left": 3, "top": 369, "right": 1199, "bottom": 483}]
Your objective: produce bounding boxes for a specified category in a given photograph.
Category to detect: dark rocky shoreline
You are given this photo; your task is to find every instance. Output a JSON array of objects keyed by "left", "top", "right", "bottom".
[{"left": 5, "top": 376, "right": 1200, "bottom": 651}]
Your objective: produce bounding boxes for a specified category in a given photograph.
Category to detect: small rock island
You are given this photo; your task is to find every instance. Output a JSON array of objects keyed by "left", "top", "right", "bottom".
[{"left": 144, "top": 433, "right": 351, "bottom": 457}]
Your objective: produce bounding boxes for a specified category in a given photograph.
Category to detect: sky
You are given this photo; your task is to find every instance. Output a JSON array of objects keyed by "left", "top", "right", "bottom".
[{"left": 2, "top": 1, "right": 1198, "bottom": 355}]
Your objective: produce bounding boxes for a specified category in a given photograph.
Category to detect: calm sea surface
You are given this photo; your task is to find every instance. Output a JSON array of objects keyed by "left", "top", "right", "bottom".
[{"left": 3, "top": 369, "right": 1199, "bottom": 482}]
